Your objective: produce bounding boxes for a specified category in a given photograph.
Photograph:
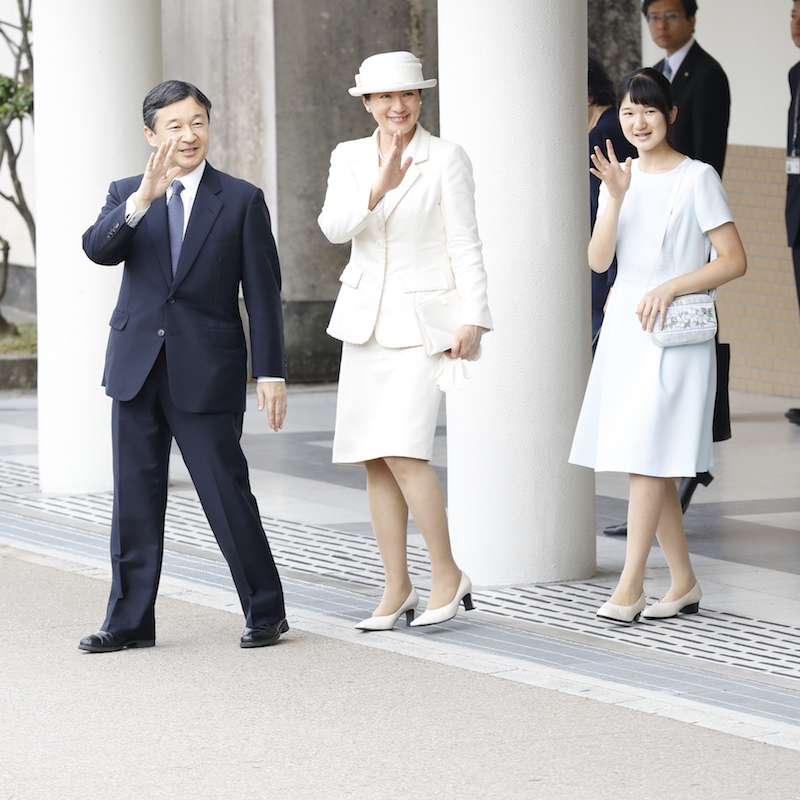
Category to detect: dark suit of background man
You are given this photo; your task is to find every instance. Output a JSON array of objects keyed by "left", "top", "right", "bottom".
[
  {"left": 784, "top": 0, "right": 800, "bottom": 426},
  {"left": 80, "top": 81, "right": 289, "bottom": 652},
  {"left": 645, "top": 0, "right": 730, "bottom": 177}
]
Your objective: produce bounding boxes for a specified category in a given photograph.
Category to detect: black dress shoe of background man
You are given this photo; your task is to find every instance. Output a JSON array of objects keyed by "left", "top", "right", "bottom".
[
  {"left": 786, "top": 408, "right": 800, "bottom": 425},
  {"left": 79, "top": 631, "right": 156, "bottom": 653},
  {"left": 603, "top": 522, "right": 628, "bottom": 536},
  {"left": 240, "top": 619, "right": 289, "bottom": 648}
]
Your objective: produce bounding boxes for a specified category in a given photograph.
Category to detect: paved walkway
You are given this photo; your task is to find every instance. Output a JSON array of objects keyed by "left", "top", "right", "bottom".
[{"left": 0, "top": 387, "right": 799, "bottom": 799}]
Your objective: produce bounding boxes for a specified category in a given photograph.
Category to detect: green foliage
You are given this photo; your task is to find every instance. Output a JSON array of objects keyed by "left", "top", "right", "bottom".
[
  {"left": 0, "top": 323, "right": 36, "bottom": 354},
  {"left": 0, "top": 74, "right": 33, "bottom": 120}
]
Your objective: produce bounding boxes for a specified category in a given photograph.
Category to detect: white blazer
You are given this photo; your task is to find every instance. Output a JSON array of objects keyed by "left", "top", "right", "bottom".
[{"left": 319, "top": 125, "right": 493, "bottom": 347}]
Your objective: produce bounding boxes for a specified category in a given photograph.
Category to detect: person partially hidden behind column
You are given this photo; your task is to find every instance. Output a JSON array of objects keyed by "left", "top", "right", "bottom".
[
  {"left": 318, "top": 52, "right": 493, "bottom": 631},
  {"left": 785, "top": 0, "right": 800, "bottom": 427},
  {"left": 588, "top": 57, "right": 638, "bottom": 348},
  {"left": 570, "top": 68, "right": 746, "bottom": 624},
  {"left": 602, "top": 0, "right": 732, "bottom": 536},
  {"left": 80, "top": 81, "right": 289, "bottom": 652}
]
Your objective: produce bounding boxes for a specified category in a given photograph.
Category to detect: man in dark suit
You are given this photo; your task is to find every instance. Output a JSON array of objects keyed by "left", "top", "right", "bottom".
[
  {"left": 80, "top": 81, "right": 289, "bottom": 651},
  {"left": 785, "top": 0, "right": 800, "bottom": 426},
  {"left": 644, "top": 0, "right": 730, "bottom": 177}
]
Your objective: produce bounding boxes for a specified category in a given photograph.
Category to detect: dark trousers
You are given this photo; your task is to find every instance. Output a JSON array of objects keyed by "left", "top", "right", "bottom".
[
  {"left": 102, "top": 348, "right": 285, "bottom": 639},
  {"left": 792, "top": 246, "right": 800, "bottom": 312}
]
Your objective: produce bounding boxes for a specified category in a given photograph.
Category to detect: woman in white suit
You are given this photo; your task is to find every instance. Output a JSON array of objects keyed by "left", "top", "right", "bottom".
[{"left": 319, "top": 51, "right": 492, "bottom": 631}]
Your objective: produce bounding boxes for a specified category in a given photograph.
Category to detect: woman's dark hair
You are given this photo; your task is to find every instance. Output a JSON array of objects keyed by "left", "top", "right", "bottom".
[
  {"left": 143, "top": 80, "right": 212, "bottom": 132},
  {"left": 617, "top": 68, "right": 674, "bottom": 116},
  {"left": 617, "top": 68, "right": 676, "bottom": 145},
  {"left": 642, "top": 0, "right": 697, "bottom": 16},
  {"left": 588, "top": 57, "right": 615, "bottom": 106}
]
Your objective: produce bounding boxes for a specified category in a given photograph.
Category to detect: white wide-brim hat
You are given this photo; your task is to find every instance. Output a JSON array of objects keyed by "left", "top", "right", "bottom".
[{"left": 348, "top": 51, "right": 437, "bottom": 96}]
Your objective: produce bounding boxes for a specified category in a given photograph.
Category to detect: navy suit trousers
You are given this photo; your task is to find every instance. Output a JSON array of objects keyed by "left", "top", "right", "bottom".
[
  {"left": 793, "top": 246, "right": 800, "bottom": 314},
  {"left": 103, "top": 347, "right": 285, "bottom": 639}
]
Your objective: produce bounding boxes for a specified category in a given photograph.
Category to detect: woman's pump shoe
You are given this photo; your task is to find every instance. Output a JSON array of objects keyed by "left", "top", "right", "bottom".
[
  {"left": 596, "top": 592, "right": 646, "bottom": 624},
  {"left": 410, "top": 573, "right": 474, "bottom": 627},
  {"left": 642, "top": 582, "right": 702, "bottom": 619},
  {"left": 355, "top": 588, "right": 419, "bottom": 631}
]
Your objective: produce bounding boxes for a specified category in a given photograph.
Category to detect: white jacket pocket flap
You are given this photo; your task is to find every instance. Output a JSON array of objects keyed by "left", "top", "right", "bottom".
[
  {"left": 402, "top": 272, "right": 450, "bottom": 293},
  {"left": 338, "top": 263, "right": 363, "bottom": 289}
]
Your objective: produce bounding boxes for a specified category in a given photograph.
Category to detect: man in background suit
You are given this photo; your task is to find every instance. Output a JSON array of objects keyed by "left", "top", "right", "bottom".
[
  {"left": 785, "top": 0, "right": 800, "bottom": 426},
  {"left": 80, "top": 81, "right": 289, "bottom": 651},
  {"left": 644, "top": 0, "right": 730, "bottom": 177}
]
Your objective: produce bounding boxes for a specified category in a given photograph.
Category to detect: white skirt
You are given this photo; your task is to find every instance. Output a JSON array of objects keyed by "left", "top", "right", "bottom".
[
  {"left": 569, "top": 279, "right": 715, "bottom": 477},
  {"left": 332, "top": 338, "right": 443, "bottom": 464}
]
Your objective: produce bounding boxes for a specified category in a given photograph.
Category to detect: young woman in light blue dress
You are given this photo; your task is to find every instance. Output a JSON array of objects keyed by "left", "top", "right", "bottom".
[{"left": 569, "top": 68, "right": 747, "bottom": 624}]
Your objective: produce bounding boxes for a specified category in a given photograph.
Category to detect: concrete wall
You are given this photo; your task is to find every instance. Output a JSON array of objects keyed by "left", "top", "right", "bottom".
[
  {"left": 273, "top": 0, "right": 438, "bottom": 382},
  {"left": 161, "top": 0, "right": 438, "bottom": 382}
]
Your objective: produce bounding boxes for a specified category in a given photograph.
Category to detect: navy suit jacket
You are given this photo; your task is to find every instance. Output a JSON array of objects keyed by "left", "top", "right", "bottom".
[
  {"left": 83, "top": 163, "right": 286, "bottom": 414},
  {"left": 786, "top": 61, "right": 800, "bottom": 247},
  {"left": 655, "top": 41, "right": 730, "bottom": 177}
]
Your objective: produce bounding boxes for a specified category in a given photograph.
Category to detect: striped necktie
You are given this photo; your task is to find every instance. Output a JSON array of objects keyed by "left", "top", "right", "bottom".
[{"left": 167, "top": 180, "right": 185, "bottom": 276}]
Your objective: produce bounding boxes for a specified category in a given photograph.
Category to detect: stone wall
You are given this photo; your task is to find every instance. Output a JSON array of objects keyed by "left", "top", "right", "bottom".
[
  {"left": 587, "top": 0, "right": 642, "bottom": 86},
  {"left": 273, "top": 0, "right": 438, "bottom": 381}
]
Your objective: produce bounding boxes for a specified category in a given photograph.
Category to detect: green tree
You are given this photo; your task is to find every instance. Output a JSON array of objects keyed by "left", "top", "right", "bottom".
[{"left": 0, "top": 0, "right": 33, "bottom": 337}]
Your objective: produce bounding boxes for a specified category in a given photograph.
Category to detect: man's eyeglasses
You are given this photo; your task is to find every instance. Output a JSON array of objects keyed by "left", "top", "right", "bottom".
[{"left": 646, "top": 13, "right": 686, "bottom": 24}]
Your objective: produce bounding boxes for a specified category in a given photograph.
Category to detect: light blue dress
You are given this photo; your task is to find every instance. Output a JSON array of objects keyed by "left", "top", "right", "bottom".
[{"left": 569, "top": 158, "right": 733, "bottom": 477}]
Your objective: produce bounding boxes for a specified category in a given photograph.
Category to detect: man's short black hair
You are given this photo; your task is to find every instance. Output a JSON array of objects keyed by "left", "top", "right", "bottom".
[
  {"left": 143, "top": 80, "right": 212, "bottom": 131},
  {"left": 642, "top": 0, "right": 698, "bottom": 17}
]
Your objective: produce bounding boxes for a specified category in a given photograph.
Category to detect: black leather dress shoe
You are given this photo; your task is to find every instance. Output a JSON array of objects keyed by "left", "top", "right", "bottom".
[
  {"left": 786, "top": 408, "right": 800, "bottom": 425},
  {"left": 240, "top": 619, "right": 289, "bottom": 648},
  {"left": 79, "top": 631, "right": 155, "bottom": 653},
  {"left": 678, "top": 471, "right": 714, "bottom": 512},
  {"left": 603, "top": 522, "right": 628, "bottom": 536}
]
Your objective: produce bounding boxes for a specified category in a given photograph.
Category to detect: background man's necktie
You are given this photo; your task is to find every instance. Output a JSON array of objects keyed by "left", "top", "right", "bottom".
[
  {"left": 168, "top": 180, "right": 185, "bottom": 276},
  {"left": 662, "top": 59, "right": 673, "bottom": 81}
]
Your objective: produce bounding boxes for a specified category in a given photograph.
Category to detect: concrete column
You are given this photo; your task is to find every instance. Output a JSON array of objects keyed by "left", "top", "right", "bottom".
[
  {"left": 35, "top": 0, "right": 162, "bottom": 492},
  {"left": 439, "top": 0, "right": 596, "bottom": 584}
]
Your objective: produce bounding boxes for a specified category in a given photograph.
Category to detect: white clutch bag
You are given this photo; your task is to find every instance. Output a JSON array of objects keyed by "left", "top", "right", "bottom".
[
  {"left": 415, "top": 289, "right": 461, "bottom": 357},
  {"left": 651, "top": 292, "right": 717, "bottom": 348}
]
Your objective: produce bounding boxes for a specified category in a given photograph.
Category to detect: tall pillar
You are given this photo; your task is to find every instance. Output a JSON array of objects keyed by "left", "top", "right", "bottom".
[
  {"left": 35, "top": 0, "right": 163, "bottom": 492},
  {"left": 439, "top": 0, "right": 596, "bottom": 584}
]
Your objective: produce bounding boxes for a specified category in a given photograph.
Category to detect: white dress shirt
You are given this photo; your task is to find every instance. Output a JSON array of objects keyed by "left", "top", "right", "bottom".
[{"left": 662, "top": 37, "right": 694, "bottom": 83}]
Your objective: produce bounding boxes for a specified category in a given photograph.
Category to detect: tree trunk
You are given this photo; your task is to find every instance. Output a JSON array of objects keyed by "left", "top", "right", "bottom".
[{"left": 0, "top": 239, "right": 20, "bottom": 337}]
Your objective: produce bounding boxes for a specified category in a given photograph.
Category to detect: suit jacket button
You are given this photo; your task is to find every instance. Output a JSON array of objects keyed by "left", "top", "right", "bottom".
[
  {"left": 167, "top": 298, "right": 176, "bottom": 304},
  {"left": 157, "top": 329, "right": 166, "bottom": 337}
]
